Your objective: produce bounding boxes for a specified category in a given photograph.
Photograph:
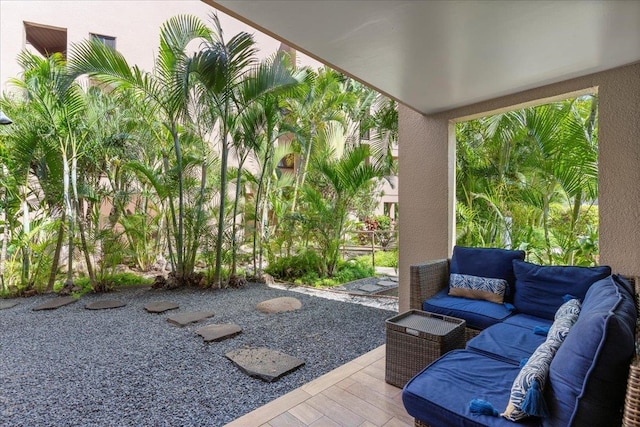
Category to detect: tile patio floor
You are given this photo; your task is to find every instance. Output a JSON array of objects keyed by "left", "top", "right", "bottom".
[{"left": 224, "top": 345, "right": 413, "bottom": 427}]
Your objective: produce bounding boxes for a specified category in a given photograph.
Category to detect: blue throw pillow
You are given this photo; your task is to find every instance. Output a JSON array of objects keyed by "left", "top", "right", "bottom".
[
  {"left": 512, "top": 260, "right": 610, "bottom": 320},
  {"left": 449, "top": 246, "right": 525, "bottom": 294}
]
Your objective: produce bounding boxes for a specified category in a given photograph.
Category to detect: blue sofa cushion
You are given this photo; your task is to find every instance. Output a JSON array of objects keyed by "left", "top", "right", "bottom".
[
  {"left": 423, "top": 289, "right": 513, "bottom": 330},
  {"left": 450, "top": 246, "right": 525, "bottom": 296},
  {"left": 466, "top": 323, "right": 546, "bottom": 365},
  {"left": 545, "top": 275, "right": 636, "bottom": 427},
  {"left": 503, "top": 313, "right": 553, "bottom": 331},
  {"left": 403, "top": 350, "right": 539, "bottom": 427},
  {"left": 512, "top": 260, "right": 611, "bottom": 320}
]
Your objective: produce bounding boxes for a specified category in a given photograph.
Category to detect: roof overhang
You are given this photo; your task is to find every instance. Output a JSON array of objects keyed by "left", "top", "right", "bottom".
[{"left": 206, "top": 0, "right": 640, "bottom": 114}]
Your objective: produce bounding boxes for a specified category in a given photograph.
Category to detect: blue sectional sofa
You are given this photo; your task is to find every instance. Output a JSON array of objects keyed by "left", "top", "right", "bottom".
[{"left": 403, "top": 247, "right": 637, "bottom": 427}]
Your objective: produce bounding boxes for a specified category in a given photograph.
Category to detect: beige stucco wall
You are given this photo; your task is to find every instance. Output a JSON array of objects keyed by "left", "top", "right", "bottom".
[
  {"left": 0, "top": 1, "right": 324, "bottom": 94},
  {"left": 398, "top": 62, "right": 640, "bottom": 312}
]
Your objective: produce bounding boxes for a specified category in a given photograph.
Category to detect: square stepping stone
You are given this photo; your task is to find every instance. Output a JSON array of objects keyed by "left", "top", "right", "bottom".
[
  {"left": 376, "top": 280, "right": 397, "bottom": 288},
  {"left": 144, "top": 301, "right": 179, "bottom": 313},
  {"left": 0, "top": 300, "right": 18, "bottom": 310},
  {"left": 196, "top": 324, "right": 242, "bottom": 342},
  {"left": 358, "top": 283, "right": 383, "bottom": 293},
  {"left": 85, "top": 300, "right": 126, "bottom": 310},
  {"left": 226, "top": 347, "right": 305, "bottom": 382},
  {"left": 167, "top": 311, "right": 214, "bottom": 326},
  {"left": 33, "top": 296, "right": 77, "bottom": 311},
  {"left": 256, "top": 297, "right": 302, "bottom": 314}
]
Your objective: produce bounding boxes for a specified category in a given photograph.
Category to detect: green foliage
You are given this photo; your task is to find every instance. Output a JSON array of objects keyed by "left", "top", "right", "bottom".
[
  {"left": 265, "top": 250, "right": 323, "bottom": 281},
  {"left": 0, "top": 15, "right": 395, "bottom": 292},
  {"left": 455, "top": 96, "right": 600, "bottom": 266},
  {"left": 356, "top": 249, "right": 398, "bottom": 269},
  {"left": 70, "top": 272, "right": 153, "bottom": 294},
  {"left": 301, "top": 258, "right": 374, "bottom": 287},
  {"left": 266, "top": 251, "right": 374, "bottom": 287}
]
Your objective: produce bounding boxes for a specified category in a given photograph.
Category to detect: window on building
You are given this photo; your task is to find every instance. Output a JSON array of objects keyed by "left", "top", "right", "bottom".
[
  {"left": 24, "top": 21, "right": 68, "bottom": 57},
  {"left": 91, "top": 33, "right": 116, "bottom": 49}
]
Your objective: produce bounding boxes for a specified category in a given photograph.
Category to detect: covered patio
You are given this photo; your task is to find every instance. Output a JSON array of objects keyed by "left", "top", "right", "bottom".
[{"left": 203, "top": 1, "right": 640, "bottom": 425}]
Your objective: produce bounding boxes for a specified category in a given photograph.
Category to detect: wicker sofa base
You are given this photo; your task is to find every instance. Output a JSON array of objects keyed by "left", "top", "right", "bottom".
[{"left": 415, "top": 420, "right": 429, "bottom": 427}]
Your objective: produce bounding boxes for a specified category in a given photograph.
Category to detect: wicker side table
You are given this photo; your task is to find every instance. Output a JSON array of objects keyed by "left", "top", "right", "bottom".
[{"left": 385, "top": 310, "right": 466, "bottom": 387}]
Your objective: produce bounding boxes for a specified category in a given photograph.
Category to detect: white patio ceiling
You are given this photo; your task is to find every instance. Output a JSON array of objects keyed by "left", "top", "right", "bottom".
[{"left": 208, "top": 0, "right": 640, "bottom": 114}]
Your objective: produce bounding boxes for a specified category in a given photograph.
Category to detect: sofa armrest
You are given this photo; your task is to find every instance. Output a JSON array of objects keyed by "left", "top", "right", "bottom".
[{"left": 409, "top": 259, "right": 450, "bottom": 310}]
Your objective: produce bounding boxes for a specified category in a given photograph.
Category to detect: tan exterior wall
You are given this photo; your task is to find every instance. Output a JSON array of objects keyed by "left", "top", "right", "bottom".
[
  {"left": 398, "top": 62, "right": 640, "bottom": 312},
  {"left": 0, "top": 1, "right": 323, "bottom": 93}
]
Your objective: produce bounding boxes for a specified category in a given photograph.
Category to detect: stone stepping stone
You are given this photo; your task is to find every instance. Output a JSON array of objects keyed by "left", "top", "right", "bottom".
[
  {"left": 167, "top": 311, "right": 214, "bottom": 327},
  {"left": 256, "top": 297, "right": 302, "bottom": 314},
  {"left": 196, "top": 324, "right": 242, "bottom": 342},
  {"left": 144, "top": 301, "right": 179, "bottom": 313},
  {"left": 33, "top": 296, "right": 77, "bottom": 311},
  {"left": 377, "top": 280, "right": 397, "bottom": 288},
  {"left": 359, "top": 283, "right": 383, "bottom": 293},
  {"left": 226, "top": 347, "right": 305, "bottom": 382},
  {"left": 0, "top": 300, "right": 18, "bottom": 310},
  {"left": 85, "top": 300, "right": 126, "bottom": 310}
]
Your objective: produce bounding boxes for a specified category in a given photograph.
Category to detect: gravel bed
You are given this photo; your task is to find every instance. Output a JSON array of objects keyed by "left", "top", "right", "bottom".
[{"left": 0, "top": 283, "right": 396, "bottom": 426}]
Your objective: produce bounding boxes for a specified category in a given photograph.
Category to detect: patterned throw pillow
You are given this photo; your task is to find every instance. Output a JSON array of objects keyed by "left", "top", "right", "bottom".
[
  {"left": 502, "top": 340, "right": 556, "bottom": 421},
  {"left": 548, "top": 299, "right": 581, "bottom": 342},
  {"left": 502, "top": 298, "right": 582, "bottom": 421},
  {"left": 448, "top": 273, "right": 508, "bottom": 304}
]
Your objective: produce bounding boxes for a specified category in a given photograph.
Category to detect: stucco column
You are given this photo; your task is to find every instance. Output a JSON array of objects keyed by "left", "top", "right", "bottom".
[
  {"left": 397, "top": 105, "right": 454, "bottom": 312},
  {"left": 597, "top": 62, "right": 640, "bottom": 276}
]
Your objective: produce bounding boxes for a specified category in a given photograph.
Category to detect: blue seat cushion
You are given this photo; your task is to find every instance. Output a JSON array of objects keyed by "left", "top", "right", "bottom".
[
  {"left": 545, "top": 275, "right": 636, "bottom": 427},
  {"left": 403, "top": 350, "right": 539, "bottom": 427},
  {"left": 423, "top": 289, "right": 514, "bottom": 330},
  {"left": 512, "top": 260, "right": 611, "bottom": 320},
  {"left": 503, "top": 313, "right": 553, "bottom": 330},
  {"left": 450, "top": 246, "right": 526, "bottom": 297},
  {"left": 466, "top": 323, "right": 546, "bottom": 365}
]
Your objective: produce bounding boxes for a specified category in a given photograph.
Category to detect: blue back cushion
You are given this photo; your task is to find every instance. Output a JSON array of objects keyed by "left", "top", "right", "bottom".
[
  {"left": 545, "top": 275, "right": 636, "bottom": 427},
  {"left": 512, "top": 260, "right": 611, "bottom": 320},
  {"left": 450, "top": 246, "right": 526, "bottom": 296}
]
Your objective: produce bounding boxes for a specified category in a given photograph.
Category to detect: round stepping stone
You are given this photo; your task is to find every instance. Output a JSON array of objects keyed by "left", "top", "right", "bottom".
[
  {"left": 167, "top": 311, "right": 214, "bottom": 327},
  {"left": 144, "top": 301, "right": 179, "bottom": 313},
  {"left": 33, "top": 296, "right": 77, "bottom": 311},
  {"left": 0, "top": 300, "right": 18, "bottom": 310},
  {"left": 196, "top": 324, "right": 242, "bottom": 342},
  {"left": 225, "top": 347, "right": 305, "bottom": 382},
  {"left": 256, "top": 297, "right": 302, "bottom": 314}
]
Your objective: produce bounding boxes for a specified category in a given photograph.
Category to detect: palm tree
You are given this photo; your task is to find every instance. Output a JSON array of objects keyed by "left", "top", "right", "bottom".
[
  {"left": 69, "top": 15, "right": 211, "bottom": 284},
  {"left": 6, "top": 51, "right": 89, "bottom": 291},
  {"left": 303, "top": 144, "right": 386, "bottom": 275},
  {"left": 281, "top": 67, "right": 354, "bottom": 213},
  {"left": 189, "top": 15, "right": 300, "bottom": 284}
]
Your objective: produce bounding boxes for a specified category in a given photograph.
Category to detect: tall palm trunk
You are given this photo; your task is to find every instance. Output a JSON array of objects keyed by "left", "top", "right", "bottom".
[
  {"left": 214, "top": 119, "right": 230, "bottom": 285},
  {"left": 290, "top": 131, "right": 313, "bottom": 213},
  {"left": 46, "top": 213, "right": 66, "bottom": 292},
  {"left": 63, "top": 149, "right": 75, "bottom": 288},
  {"left": 170, "top": 124, "right": 185, "bottom": 279}
]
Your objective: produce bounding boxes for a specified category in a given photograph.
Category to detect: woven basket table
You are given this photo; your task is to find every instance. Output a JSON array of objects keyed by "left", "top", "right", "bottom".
[{"left": 385, "top": 310, "right": 466, "bottom": 388}]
